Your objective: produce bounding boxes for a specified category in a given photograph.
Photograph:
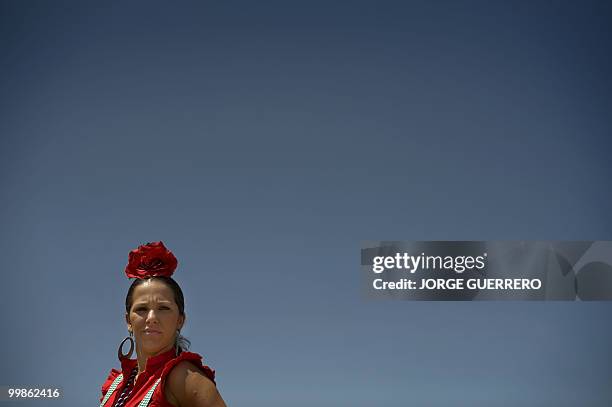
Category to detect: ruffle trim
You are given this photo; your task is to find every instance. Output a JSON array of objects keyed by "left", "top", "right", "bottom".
[
  {"left": 159, "top": 351, "right": 216, "bottom": 387},
  {"left": 100, "top": 368, "right": 122, "bottom": 402}
]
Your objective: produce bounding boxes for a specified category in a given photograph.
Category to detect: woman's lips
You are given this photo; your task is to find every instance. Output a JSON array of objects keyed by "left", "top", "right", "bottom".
[{"left": 144, "top": 330, "right": 162, "bottom": 335}]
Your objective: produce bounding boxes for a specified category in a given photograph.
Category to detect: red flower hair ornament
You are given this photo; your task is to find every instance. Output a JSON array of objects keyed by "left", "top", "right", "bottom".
[{"left": 124, "top": 241, "right": 178, "bottom": 279}]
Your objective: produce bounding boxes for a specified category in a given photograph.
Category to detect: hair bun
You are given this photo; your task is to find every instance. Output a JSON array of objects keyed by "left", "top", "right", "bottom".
[{"left": 124, "top": 241, "right": 178, "bottom": 279}]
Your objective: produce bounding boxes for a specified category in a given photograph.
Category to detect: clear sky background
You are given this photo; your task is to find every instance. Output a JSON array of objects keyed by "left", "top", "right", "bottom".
[{"left": 1, "top": 1, "right": 611, "bottom": 406}]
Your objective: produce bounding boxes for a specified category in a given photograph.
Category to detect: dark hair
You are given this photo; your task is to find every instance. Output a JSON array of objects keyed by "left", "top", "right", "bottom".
[{"left": 125, "top": 276, "right": 191, "bottom": 353}]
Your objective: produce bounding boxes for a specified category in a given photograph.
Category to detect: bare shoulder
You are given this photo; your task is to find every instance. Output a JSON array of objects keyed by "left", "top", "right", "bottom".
[{"left": 165, "top": 361, "right": 227, "bottom": 407}]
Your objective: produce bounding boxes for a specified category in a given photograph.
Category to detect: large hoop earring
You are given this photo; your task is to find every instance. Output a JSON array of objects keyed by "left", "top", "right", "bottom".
[{"left": 118, "top": 331, "right": 134, "bottom": 360}]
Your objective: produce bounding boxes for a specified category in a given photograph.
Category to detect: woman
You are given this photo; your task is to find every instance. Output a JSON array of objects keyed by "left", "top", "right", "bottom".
[{"left": 99, "top": 242, "right": 227, "bottom": 407}]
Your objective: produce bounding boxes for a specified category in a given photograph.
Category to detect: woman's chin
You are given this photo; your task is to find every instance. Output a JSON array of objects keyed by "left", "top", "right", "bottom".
[{"left": 139, "top": 339, "right": 169, "bottom": 355}]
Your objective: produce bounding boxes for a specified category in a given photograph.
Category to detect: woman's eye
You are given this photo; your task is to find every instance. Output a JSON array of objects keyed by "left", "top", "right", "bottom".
[{"left": 160, "top": 306, "right": 170, "bottom": 310}]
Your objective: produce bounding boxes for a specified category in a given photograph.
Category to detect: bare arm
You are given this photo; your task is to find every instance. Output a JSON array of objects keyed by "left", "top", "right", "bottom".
[{"left": 165, "top": 361, "right": 227, "bottom": 407}]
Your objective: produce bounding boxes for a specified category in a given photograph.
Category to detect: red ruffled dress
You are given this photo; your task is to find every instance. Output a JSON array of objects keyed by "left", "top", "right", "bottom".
[{"left": 99, "top": 348, "right": 216, "bottom": 407}]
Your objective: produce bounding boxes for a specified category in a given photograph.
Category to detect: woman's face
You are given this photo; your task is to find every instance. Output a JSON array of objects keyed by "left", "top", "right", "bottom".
[{"left": 126, "top": 279, "right": 184, "bottom": 357}]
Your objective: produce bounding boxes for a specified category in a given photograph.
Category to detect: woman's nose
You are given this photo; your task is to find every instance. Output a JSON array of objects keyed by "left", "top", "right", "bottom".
[{"left": 146, "top": 309, "right": 159, "bottom": 322}]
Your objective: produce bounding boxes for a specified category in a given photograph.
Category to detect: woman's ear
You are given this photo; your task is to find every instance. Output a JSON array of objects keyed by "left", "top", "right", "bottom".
[
  {"left": 125, "top": 313, "right": 132, "bottom": 332},
  {"left": 179, "top": 314, "right": 186, "bottom": 330}
]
